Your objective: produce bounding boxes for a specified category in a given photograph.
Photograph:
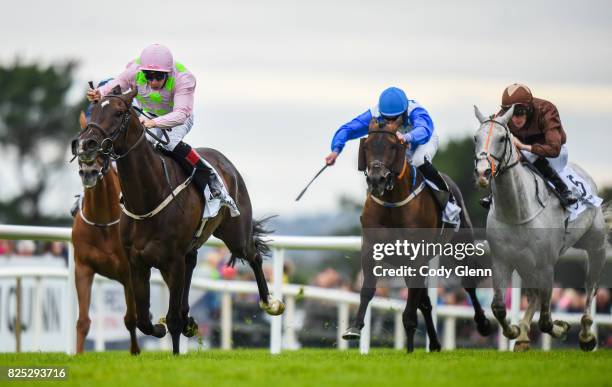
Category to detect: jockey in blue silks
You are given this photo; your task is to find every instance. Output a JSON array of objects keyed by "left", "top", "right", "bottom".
[{"left": 325, "top": 86, "right": 452, "bottom": 204}]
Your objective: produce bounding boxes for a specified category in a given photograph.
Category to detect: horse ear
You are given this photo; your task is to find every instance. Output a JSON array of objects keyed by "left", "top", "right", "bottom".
[
  {"left": 368, "top": 117, "right": 379, "bottom": 132},
  {"left": 358, "top": 138, "right": 367, "bottom": 171},
  {"left": 79, "top": 111, "right": 87, "bottom": 130},
  {"left": 385, "top": 114, "right": 403, "bottom": 132},
  {"left": 392, "top": 143, "right": 406, "bottom": 175},
  {"left": 499, "top": 104, "right": 515, "bottom": 125},
  {"left": 121, "top": 87, "right": 138, "bottom": 104},
  {"left": 110, "top": 85, "right": 122, "bottom": 95},
  {"left": 474, "top": 105, "right": 487, "bottom": 124}
]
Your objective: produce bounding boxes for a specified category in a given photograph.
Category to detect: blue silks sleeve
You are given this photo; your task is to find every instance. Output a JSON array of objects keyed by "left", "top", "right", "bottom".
[
  {"left": 404, "top": 106, "right": 434, "bottom": 146},
  {"left": 330, "top": 109, "right": 372, "bottom": 153}
]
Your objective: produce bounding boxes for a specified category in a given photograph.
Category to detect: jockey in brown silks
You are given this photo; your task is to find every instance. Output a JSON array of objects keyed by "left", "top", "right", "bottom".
[
  {"left": 86, "top": 43, "right": 238, "bottom": 214},
  {"left": 480, "top": 83, "right": 578, "bottom": 208}
]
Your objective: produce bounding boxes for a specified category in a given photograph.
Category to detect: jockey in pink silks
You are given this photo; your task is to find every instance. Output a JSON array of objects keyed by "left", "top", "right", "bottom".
[{"left": 86, "top": 43, "right": 238, "bottom": 214}]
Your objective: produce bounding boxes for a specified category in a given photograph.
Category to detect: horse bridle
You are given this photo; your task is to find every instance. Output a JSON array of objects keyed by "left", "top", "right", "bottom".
[
  {"left": 475, "top": 119, "right": 519, "bottom": 178},
  {"left": 74, "top": 95, "right": 169, "bottom": 161},
  {"left": 361, "top": 130, "right": 406, "bottom": 177}
]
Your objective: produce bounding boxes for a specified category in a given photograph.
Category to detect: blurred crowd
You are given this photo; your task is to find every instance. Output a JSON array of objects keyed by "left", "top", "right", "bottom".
[{"left": 0, "top": 239, "right": 69, "bottom": 263}]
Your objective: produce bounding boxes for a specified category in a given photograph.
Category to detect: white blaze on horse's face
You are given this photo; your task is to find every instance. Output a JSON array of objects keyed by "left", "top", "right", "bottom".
[{"left": 473, "top": 105, "right": 514, "bottom": 188}]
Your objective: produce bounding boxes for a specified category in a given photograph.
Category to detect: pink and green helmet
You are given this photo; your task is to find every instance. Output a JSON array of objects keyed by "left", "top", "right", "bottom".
[{"left": 138, "top": 44, "right": 174, "bottom": 72}]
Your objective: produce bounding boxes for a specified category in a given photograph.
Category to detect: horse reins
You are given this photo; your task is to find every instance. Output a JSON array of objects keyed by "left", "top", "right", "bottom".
[
  {"left": 477, "top": 119, "right": 520, "bottom": 178},
  {"left": 80, "top": 94, "right": 169, "bottom": 160},
  {"left": 363, "top": 130, "right": 425, "bottom": 208}
]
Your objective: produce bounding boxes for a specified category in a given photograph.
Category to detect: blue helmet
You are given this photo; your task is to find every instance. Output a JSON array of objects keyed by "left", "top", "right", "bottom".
[{"left": 378, "top": 87, "right": 408, "bottom": 117}]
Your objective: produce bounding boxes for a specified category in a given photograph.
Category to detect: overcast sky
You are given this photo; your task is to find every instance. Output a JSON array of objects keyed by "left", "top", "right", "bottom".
[{"left": 1, "top": 0, "right": 611, "bottom": 219}]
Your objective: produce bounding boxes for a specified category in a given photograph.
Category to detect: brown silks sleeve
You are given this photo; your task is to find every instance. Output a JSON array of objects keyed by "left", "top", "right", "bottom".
[{"left": 531, "top": 104, "right": 565, "bottom": 158}]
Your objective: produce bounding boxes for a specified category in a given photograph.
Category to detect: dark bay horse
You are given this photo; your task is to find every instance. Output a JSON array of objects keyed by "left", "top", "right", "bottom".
[
  {"left": 71, "top": 111, "right": 140, "bottom": 354},
  {"left": 343, "top": 118, "right": 491, "bottom": 352},
  {"left": 76, "top": 86, "right": 283, "bottom": 354}
]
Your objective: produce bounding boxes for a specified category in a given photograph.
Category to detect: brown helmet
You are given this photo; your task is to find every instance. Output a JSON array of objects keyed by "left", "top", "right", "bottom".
[{"left": 501, "top": 83, "right": 533, "bottom": 107}]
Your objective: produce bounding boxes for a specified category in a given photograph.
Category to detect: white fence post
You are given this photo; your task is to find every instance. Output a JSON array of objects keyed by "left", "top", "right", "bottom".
[
  {"left": 94, "top": 277, "right": 105, "bottom": 352},
  {"left": 34, "top": 276, "right": 43, "bottom": 351},
  {"left": 284, "top": 295, "right": 297, "bottom": 350},
  {"left": 221, "top": 291, "right": 232, "bottom": 350},
  {"left": 442, "top": 316, "right": 456, "bottom": 350},
  {"left": 337, "top": 302, "right": 349, "bottom": 350},
  {"left": 394, "top": 310, "right": 405, "bottom": 350},
  {"left": 541, "top": 331, "right": 552, "bottom": 351},
  {"left": 359, "top": 305, "right": 371, "bottom": 354},
  {"left": 270, "top": 248, "right": 284, "bottom": 355},
  {"left": 66, "top": 243, "right": 76, "bottom": 355}
]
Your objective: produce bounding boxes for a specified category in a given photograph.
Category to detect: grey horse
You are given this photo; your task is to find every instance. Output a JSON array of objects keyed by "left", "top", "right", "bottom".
[{"left": 473, "top": 105, "right": 610, "bottom": 351}]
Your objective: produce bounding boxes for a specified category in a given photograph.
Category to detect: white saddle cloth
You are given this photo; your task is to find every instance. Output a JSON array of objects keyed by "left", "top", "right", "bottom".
[
  {"left": 424, "top": 180, "right": 462, "bottom": 230},
  {"left": 556, "top": 166, "right": 602, "bottom": 221},
  {"left": 201, "top": 159, "right": 240, "bottom": 219}
]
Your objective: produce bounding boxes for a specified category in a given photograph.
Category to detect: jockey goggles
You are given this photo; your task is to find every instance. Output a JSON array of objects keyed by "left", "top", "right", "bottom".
[
  {"left": 143, "top": 70, "right": 168, "bottom": 81},
  {"left": 501, "top": 104, "right": 531, "bottom": 117}
]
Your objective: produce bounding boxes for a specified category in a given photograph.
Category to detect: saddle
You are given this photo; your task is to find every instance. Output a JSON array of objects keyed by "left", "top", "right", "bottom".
[
  {"left": 155, "top": 144, "right": 206, "bottom": 193},
  {"left": 521, "top": 161, "right": 565, "bottom": 209}
]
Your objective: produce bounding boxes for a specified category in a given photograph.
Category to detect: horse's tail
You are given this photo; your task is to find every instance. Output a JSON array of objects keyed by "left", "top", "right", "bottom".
[
  {"left": 603, "top": 201, "right": 612, "bottom": 245},
  {"left": 252, "top": 215, "right": 276, "bottom": 258},
  {"left": 227, "top": 215, "right": 276, "bottom": 267}
]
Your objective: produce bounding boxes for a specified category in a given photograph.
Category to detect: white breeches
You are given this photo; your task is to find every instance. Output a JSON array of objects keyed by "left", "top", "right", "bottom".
[
  {"left": 146, "top": 115, "right": 194, "bottom": 151},
  {"left": 521, "top": 144, "right": 568, "bottom": 173},
  {"left": 407, "top": 132, "right": 439, "bottom": 167}
]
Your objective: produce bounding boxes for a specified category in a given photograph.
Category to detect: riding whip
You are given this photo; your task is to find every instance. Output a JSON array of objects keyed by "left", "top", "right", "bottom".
[{"left": 295, "top": 164, "right": 328, "bottom": 201}]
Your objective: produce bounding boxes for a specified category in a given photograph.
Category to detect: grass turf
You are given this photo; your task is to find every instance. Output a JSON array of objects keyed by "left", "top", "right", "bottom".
[{"left": 0, "top": 349, "right": 610, "bottom": 387}]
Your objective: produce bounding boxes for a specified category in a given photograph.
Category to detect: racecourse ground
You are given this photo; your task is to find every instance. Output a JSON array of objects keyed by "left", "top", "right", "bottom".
[{"left": 1, "top": 349, "right": 610, "bottom": 387}]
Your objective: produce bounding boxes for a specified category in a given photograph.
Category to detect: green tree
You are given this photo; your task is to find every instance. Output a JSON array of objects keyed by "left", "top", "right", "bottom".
[{"left": 0, "top": 60, "right": 86, "bottom": 225}]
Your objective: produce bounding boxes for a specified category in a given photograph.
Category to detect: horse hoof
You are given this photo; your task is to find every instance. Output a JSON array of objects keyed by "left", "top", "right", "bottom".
[
  {"left": 553, "top": 320, "right": 571, "bottom": 339},
  {"left": 182, "top": 316, "right": 199, "bottom": 338},
  {"left": 130, "top": 348, "right": 141, "bottom": 356},
  {"left": 476, "top": 318, "right": 493, "bottom": 337},
  {"left": 506, "top": 324, "right": 520, "bottom": 340},
  {"left": 260, "top": 299, "right": 285, "bottom": 316},
  {"left": 429, "top": 343, "right": 441, "bottom": 352},
  {"left": 341, "top": 327, "right": 361, "bottom": 340},
  {"left": 579, "top": 335, "right": 597, "bottom": 352},
  {"left": 152, "top": 323, "right": 167, "bottom": 338},
  {"left": 554, "top": 320, "right": 570, "bottom": 332},
  {"left": 513, "top": 341, "right": 530, "bottom": 352}
]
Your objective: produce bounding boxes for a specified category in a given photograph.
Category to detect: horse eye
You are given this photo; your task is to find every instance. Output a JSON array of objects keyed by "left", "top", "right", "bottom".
[
  {"left": 115, "top": 110, "right": 123, "bottom": 117},
  {"left": 499, "top": 137, "right": 505, "bottom": 143}
]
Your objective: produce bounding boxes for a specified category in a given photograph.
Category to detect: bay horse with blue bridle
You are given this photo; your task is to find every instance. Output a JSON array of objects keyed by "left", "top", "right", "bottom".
[
  {"left": 473, "top": 105, "right": 611, "bottom": 351},
  {"left": 75, "top": 86, "right": 283, "bottom": 354},
  {"left": 71, "top": 111, "right": 139, "bottom": 354},
  {"left": 343, "top": 118, "right": 492, "bottom": 352}
]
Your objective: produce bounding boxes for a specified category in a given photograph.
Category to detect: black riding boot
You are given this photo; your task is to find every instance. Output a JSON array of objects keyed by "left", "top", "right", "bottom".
[
  {"left": 173, "top": 142, "right": 222, "bottom": 198},
  {"left": 418, "top": 160, "right": 452, "bottom": 206},
  {"left": 533, "top": 158, "right": 578, "bottom": 206}
]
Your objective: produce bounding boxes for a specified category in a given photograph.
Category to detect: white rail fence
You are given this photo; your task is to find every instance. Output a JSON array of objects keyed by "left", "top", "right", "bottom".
[{"left": 0, "top": 224, "right": 610, "bottom": 354}]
